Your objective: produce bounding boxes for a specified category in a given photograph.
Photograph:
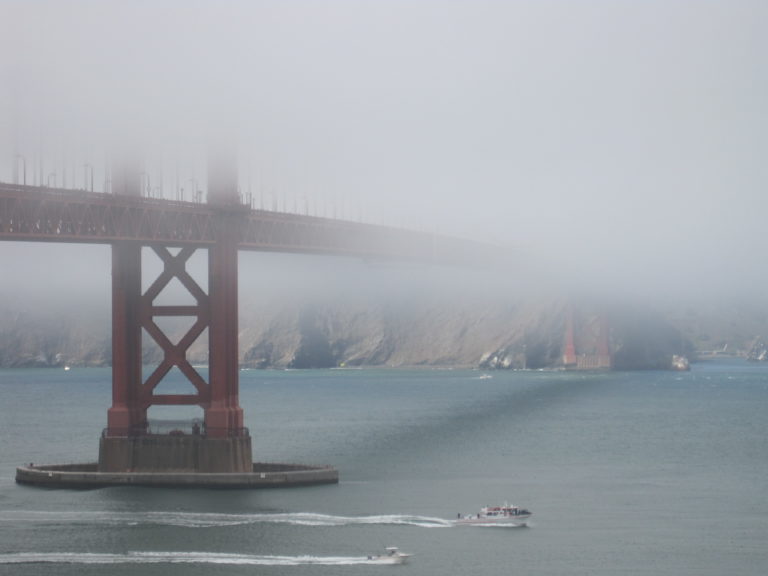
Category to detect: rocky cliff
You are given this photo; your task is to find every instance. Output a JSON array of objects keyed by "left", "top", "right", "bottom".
[{"left": 0, "top": 292, "right": 708, "bottom": 371}]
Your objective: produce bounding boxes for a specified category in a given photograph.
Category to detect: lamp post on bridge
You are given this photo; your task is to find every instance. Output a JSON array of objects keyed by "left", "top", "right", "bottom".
[
  {"left": 189, "top": 178, "right": 198, "bottom": 202},
  {"left": 15, "top": 154, "right": 26, "bottom": 186},
  {"left": 140, "top": 172, "right": 151, "bottom": 198},
  {"left": 84, "top": 163, "right": 94, "bottom": 192}
]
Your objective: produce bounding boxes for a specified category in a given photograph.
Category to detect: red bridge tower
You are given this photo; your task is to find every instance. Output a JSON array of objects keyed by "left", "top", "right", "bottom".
[{"left": 100, "top": 155, "right": 252, "bottom": 473}]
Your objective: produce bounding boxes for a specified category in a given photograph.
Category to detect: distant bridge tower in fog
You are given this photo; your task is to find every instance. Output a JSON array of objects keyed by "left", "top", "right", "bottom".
[{"left": 563, "top": 305, "right": 612, "bottom": 371}]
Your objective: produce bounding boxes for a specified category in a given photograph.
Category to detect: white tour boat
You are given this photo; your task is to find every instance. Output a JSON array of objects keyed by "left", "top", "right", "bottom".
[{"left": 456, "top": 503, "right": 532, "bottom": 526}]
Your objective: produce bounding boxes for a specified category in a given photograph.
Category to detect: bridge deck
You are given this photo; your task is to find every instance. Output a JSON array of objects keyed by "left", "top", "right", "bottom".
[{"left": 0, "top": 183, "right": 487, "bottom": 265}]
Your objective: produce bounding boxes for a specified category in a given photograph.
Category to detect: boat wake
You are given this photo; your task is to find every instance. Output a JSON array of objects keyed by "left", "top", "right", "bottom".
[
  {"left": 1, "top": 510, "right": 453, "bottom": 529},
  {"left": 0, "top": 551, "right": 405, "bottom": 566}
]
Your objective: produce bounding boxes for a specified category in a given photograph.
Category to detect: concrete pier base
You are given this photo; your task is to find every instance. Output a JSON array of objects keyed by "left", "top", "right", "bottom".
[
  {"left": 15, "top": 462, "right": 339, "bottom": 489},
  {"left": 98, "top": 435, "right": 253, "bottom": 473}
]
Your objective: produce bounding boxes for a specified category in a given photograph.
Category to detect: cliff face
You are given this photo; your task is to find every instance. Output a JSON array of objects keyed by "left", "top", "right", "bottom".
[
  {"left": 0, "top": 291, "right": 570, "bottom": 369},
  {"left": 19, "top": 270, "right": 768, "bottom": 370},
  {"left": 0, "top": 308, "right": 111, "bottom": 368},
  {"left": 240, "top": 296, "right": 567, "bottom": 369},
  {"left": 4, "top": 245, "right": 767, "bottom": 370},
  {"left": 0, "top": 292, "right": 707, "bottom": 371}
]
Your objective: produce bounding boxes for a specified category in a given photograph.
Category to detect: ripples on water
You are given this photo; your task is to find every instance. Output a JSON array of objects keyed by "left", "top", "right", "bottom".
[{"left": 1, "top": 362, "right": 768, "bottom": 575}]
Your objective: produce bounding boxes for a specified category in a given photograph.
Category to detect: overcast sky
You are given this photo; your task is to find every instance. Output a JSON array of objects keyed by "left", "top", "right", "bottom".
[{"left": 1, "top": 1, "right": 766, "bottom": 305}]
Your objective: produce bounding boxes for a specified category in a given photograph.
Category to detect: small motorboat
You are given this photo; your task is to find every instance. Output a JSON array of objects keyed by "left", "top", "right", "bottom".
[
  {"left": 456, "top": 502, "right": 532, "bottom": 526},
  {"left": 367, "top": 546, "right": 412, "bottom": 564}
]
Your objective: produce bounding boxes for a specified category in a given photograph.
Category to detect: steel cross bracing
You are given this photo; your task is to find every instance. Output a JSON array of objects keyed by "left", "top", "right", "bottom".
[
  {"left": 0, "top": 183, "right": 480, "bottom": 264},
  {"left": 140, "top": 246, "right": 210, "bottom": 409}
]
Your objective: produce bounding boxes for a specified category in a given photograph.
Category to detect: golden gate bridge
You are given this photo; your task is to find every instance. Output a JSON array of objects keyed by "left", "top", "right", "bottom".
[{"left": 1, "top": 158, "right": 494, "bottom": 488}]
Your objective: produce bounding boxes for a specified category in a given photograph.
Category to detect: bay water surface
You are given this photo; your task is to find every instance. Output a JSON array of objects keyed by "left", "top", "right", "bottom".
[{"left": 1, "top": 361, "right": 767, "bottom": 575}]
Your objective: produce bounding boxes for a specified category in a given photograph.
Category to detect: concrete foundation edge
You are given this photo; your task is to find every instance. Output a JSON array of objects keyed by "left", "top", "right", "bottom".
[
  {"left": 15, "top": 463, "right": 339, "bottom": 489},
  {"left": 98, "top": 436, "right": 253, "bottom": 473}
]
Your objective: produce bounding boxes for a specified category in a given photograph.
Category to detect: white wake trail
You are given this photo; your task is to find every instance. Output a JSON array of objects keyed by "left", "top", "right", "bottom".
[
  {"left": 0, "top": 551, "right": 405, "bottom": 566},
  {"left": 1, "top": 510, "right": 453, "bottom": 528}
]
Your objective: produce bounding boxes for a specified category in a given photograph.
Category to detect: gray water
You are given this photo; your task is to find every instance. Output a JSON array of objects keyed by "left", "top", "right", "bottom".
[{"left": 1, "top": 361, "right": 767, "bottom": 575}]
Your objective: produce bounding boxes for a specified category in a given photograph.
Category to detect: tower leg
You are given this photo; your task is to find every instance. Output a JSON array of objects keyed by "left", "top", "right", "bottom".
[
  {"left": 206, "top": 145, "right": 245, "bottom": 440},
  {"left": 107, "top": 242, "right": 144, "bottom": 436},
  {"left": 206, "top": 217, "right": 244, "bottom": 438}
]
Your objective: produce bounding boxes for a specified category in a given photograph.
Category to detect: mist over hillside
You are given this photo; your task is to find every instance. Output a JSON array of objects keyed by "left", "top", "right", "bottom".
[{"left": 2, "top": 246, "right": 766, "bottom": 371}]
